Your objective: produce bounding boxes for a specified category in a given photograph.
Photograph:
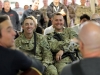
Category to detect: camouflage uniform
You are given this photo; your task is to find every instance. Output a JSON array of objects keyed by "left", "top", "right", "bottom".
[
  {"left": 15, "top": 32, "right": 56, "bottom": 74},
  {"left": 40, "top": 6, "right": 49, "bottom": 28},
  {"left": 67, "top": 4, "right": 78, "bottom": 27},
  {"left": 95, "top": 6, "right": 100, "bottom": 15},
  {"left": 75, "top": 5, "right": 92, "bottom": 25},
  {"left": 46, "top": 28, "right": 79, "bottom": 75}
]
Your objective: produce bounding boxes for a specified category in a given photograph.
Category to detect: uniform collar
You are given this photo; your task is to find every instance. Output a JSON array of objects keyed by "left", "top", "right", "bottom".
[{"left": 21, "top": 33, "right": 34, "bottom": 44}]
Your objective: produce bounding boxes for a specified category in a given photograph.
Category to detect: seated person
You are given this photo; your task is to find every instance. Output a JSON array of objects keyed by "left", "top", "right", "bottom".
[
  {"left": 0, "top": 15, "right": 44, "bottom": 75},
  {"left": 71, "top": 14, "right": 90, "bottom": 34},
  {"left": 46, "top": 13, "right": 80, "bottom": 75},
  {"left": 15, "top": 16, "right": 54, "bottom": 74},
  {"left": 60, "top": 21, "right": 100, "bottom": 75}
]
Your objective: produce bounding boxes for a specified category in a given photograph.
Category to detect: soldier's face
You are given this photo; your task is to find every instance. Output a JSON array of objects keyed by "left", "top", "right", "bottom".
[
  {"left": 80, "top": 0, "right": 86, "bottom": 5},
  {"left": 32, "top": 0, "right": 39, "bottom": 10},
  {"left": 52, "top": 15, "right": 64, "bottom": 30},
  {"left": 3, "top": 2, "right": 10, "bottom": 10},
  {"left": 22, "top": 19, "right": 36, "bottom": 34},
  {"left": 0, "top": 20, "right": 16, "bottom": 48}
]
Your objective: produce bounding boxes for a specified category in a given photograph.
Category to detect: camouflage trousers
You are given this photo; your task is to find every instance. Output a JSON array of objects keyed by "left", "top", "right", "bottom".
[{"left": 44, "top": 57, "right": 72, "bottom": 75}]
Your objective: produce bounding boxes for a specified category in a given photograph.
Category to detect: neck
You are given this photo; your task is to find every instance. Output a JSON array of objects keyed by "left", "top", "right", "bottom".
[
  {"left": 81, "top": 4, "right": 85, "bottom": 6},
  {"left": 83, "top": 50, "right": 100, "bottom": 58},
  {"left": 55, "top": 29, "right": 63, "bottom": 32},
  {"left": 53, "top": 2, "right": 59, "bottom": 6},
  {"left": 24, "top": 33, "right": 33, "bottom": 39},
  {"left": 4, "top": 9, "right": 10, "bottom": 12},
  {"left": 15, "top": 7, "right": 19, "bottom": 9},
  {"left": 72, "top": 2, "right": 75, "bottom": 5},
  {"left": 44, "top": 5, "right": 47, "bottom": 7}
]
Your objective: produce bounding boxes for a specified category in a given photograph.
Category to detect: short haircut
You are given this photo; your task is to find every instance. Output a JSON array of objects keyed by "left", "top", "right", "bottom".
[
  {"left": 0, "top": 15, "right": 9, "bottom": 37},
  {"left": 22, "top": 16, "right": 37, "bottom": 27},
  {"left": 52, "top": 13, "right": 63, "bottom": 19},
  {"left": 4, "top": 0, "right": 10, "bottom": 3},
  {"left": 32, "top": 0, "right": 39, "bottom": 2},
  {"left": 80, "top": 14, "right": 90, "bottom": 21}
]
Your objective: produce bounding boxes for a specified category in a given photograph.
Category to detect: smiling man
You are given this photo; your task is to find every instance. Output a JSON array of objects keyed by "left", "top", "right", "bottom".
[
  {"left": 46, "top": 13, "right": 79, "bottom": 75},
  {"left": 15, "top": 16, "right": 53, "bottom": 74}
]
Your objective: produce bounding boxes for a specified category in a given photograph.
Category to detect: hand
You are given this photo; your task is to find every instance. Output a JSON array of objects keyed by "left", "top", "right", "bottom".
[
  {"left": 71, "top": 38, "right": 79, "bottom": 44},
  {"left": 56, "top": 50, "right": 64, "bottom": 61},
  {"left": 19, "top": 12, "right": 23, "bottom": 15},
  {"left": 59, "top": 9, "right": 66, "bottom": 16}
]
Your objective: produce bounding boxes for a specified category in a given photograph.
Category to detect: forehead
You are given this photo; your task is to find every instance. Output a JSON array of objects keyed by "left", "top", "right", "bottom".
[
  {"left": 33, "top": 0, "right": 39, "bottom": 3},
  {"left": 24, "top": 19, "right": 34, "bottom": 23},
  {"left": 15, "top": 2, "right": 19, "bottom": 5},
  {"left": 53, "top": 15, "right": 63, "bottom": 19},
  {"left": 4, "top": 2, "right": 10, "bottom": 4},
  {"left": 81, "top": 0, "right": 86, "bottom": 1},
  {"left": 0, "top": 20, "right": 12, "bottom": 29},
  {"left": 43, "top": 0, "right": 48, "bottom": 2}
]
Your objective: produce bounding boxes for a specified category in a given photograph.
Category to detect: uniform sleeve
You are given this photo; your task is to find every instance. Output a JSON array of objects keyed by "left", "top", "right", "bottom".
[
  {"left": 67, "top": 28, "right": 78, "bottom": 39},
  {"left": 15, "top": 38, "right": 21, "bottom": 48},
  {"left": 46, "top": 34, "right": 70, "bottom": 52},
  {"left": 40, "top": 36, "right": 53, "bottom": 68}
]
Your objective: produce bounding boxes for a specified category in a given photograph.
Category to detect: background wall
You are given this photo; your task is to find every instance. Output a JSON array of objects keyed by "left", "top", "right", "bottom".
[
  {"left": 1, "top": 0, "right": 96, "bottom": 13},
  {"left": 2, "top": 0, "right": 81, "bottom": 9}
]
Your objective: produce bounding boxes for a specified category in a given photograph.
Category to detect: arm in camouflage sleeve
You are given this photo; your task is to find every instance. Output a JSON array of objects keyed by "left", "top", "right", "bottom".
[
  {"left": 65, "top": 27, "right": 78, "bottom": 40},
  {"left": 40, "top": 36, "right": 53, "bottom": 68},
  {"left": 46, "top": 34, "right": 69, "bottom": 52}
]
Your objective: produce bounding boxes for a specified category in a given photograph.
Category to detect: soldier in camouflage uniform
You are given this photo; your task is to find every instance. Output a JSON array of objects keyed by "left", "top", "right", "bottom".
[
  {"left": 75, "top": 0, "right": 92, "bottom": 25},
  {"left": 95, "top": 0, "right": 100, "bottom": 15},
  {"left": 67, "top": 0, "right": 78, "bottom": 27},
  {"left": 15, "top": 16, "right": 55, "bottom": 74},
  {"left": 46, "top": 13, "right": 79, "bottom": 75},
  {"left": 40, "top": 0, "right": 49, "bottom": 28}
]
